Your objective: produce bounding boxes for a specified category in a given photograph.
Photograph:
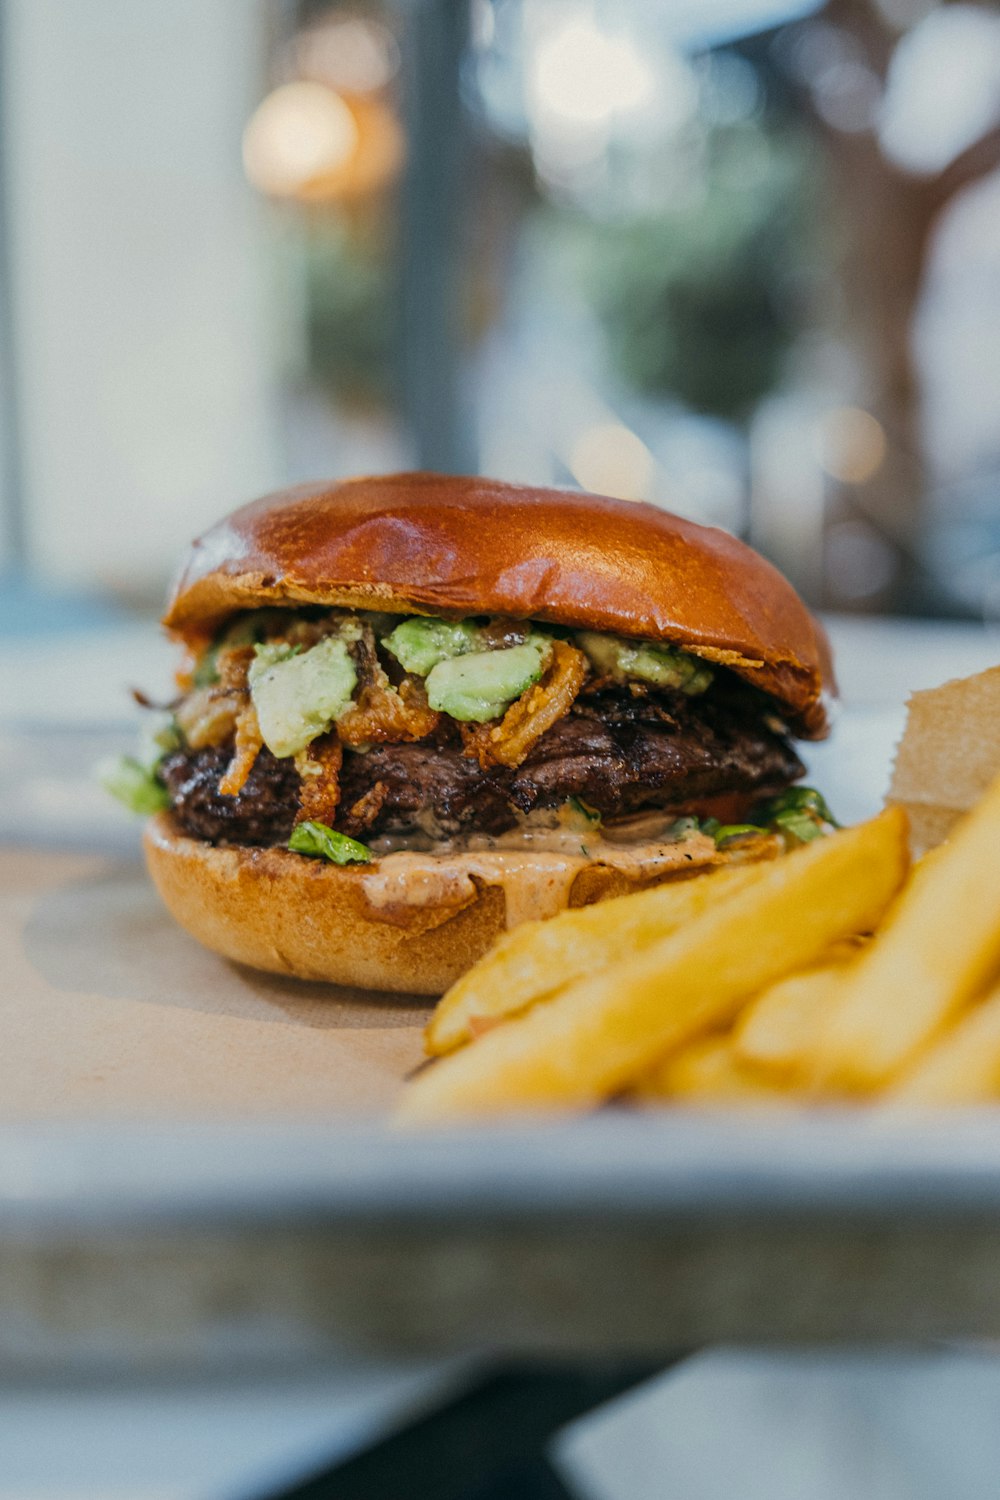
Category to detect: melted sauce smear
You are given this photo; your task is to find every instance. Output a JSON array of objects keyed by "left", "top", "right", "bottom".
[{"left": 360, "top": 826, "right": 722, "bottom": 929}]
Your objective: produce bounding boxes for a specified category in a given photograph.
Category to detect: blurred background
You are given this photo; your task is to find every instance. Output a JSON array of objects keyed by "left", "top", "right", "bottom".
[{"left": 3, "top": 0, "right": 1000, "bottom": 626}]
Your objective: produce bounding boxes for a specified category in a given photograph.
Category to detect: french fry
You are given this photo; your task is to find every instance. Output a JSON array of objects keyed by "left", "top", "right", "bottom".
[
  {"left": 425, "top": 859, "right": 773, "bottom": 1056},
  {"left": 882, "top": 982, "right": 1000, "bottom": 1105},
  {"left": 635, "top": 1035, "right": 793, "bottom": 1107},
  {"left": 733, "top": 960, "right": 852, "bottom": 1080},
  {"left": 396, "top": 808, "right": 908, "bottom": 1124},
  {"left": 807, "top": 771, "right": 1000, "bottom": 1093}
]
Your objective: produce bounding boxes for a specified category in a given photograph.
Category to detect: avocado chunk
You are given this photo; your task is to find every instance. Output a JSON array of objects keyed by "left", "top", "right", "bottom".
[
  {"left": 576, "top": 631, "right": 713, "bottom": 695},
  {"left": 426, "top": 639, "right": 549, "bottom": 722},
  {"left": 248, "top": 637, "right": 357, "bottom": 758},
  {"left": 381, "top": 616, "right": 481, "bottom": 676}
]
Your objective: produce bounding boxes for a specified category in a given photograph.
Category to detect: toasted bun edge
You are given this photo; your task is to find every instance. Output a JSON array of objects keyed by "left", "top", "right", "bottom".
[
  {"left": 143, "top": 812, "right": 776, "bottom": 995},
  {"left": 162, "top": 474, "right": 835, "bottom": 737}
]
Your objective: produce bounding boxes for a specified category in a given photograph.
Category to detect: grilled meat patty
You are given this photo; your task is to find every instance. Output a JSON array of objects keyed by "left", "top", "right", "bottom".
[
  {"left": 161, "top": 742, "right": 301, "bottom": 847},
  {"left": 161, "top": 683, "right": 804, "bottom": 847}
]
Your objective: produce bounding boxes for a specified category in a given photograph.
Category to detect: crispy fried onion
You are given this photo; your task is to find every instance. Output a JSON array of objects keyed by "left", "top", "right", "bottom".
[
  {"left": 216, "top": 644, "right": 255, "bottom": 693},
  {"left": 342, "top": 779, "right": 388, "bottom": 836},
  {"left": 461, "top": 640, "right": 588, "bottom": 770},
  {"left": 337, "top": 671, "right": 439, "bottom": 748},
  {"left": 175, "top": 646, "right": 255, "bottom": 752},
  {"left": 218, "top": 700, "right": 264, "bottom": 797},
  {"left": 293, "top": 734, "right": 344, "bottom": 827},
  {"left": 175, "top": 687, "right": 241, "bottom": 750}
]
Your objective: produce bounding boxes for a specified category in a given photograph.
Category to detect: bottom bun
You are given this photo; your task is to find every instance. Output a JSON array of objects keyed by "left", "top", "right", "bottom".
[{"left": 143, "top": 813, "right": 775, "bottom": 995}]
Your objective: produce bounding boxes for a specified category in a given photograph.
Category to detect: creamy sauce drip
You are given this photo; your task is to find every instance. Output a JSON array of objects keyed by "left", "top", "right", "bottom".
[{"left": 359, "top": 827, "right": 721, "bottom": 930}]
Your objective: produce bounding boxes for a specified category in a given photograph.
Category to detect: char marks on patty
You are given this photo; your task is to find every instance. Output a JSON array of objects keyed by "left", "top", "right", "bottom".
[
  {"left": 506, "top": 694, "right": 803, "bottom": 819},
  {"left": 161, "top": 743, "right": 301, "bottom": 847},
  {"left": 161, "top": 683, "right": 804, "bottom": 847}
]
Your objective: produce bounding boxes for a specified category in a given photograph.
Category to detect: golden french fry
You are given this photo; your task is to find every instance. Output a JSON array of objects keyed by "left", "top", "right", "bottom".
[
  {"left": 808, "top": 771, "right": 1000, "bottom": 1093},
  {"left": 883, "top": 982, "right": 1000, "bottom": 1105},
  {"left": 635, "top": 1035, "right": 793, "bottom": 1107},
  {"left": 396, "top": 808, "right": 908, "bottom": 1124},
  {"left": 733, "top": 962, "right": 850, "bottom": 1080},
  {"left": 425, "top": 859, "right": 771, "bottom": 1056}
]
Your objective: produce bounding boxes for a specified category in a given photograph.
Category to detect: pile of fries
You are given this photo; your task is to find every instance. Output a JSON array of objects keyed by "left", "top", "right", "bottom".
[{"left": 397, "top": 770, "right": 1000, "bottom": 1123}]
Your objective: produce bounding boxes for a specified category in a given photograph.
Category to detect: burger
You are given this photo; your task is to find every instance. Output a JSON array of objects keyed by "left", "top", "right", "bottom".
[{"left": 105, "top": 473, "right": 837, "bottom": 994}]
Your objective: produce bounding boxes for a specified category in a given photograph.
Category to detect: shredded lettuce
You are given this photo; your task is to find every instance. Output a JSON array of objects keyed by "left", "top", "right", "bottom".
[
  {"left": 704, "top": 821, "right": 761, "bottom": 844},
  {"left": 136, "top": 711, "right": 180, "bottom": 773},
  {"left": 288, "top": 820, "right": 373, "bottom": 864},
  {"left": 758, "top": 787, "right": 841, "bottom": 828},
  {"left": 98, "top": 755, "right": 170, "bottom": 815},
  {"left": 703, "top": 788, "right": 841, "bottom": 848}
]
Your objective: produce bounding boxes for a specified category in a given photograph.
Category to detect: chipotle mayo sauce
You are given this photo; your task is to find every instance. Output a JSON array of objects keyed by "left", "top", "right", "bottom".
[{"left": 359, "top": 819, "right": 732, "bottom": 930}]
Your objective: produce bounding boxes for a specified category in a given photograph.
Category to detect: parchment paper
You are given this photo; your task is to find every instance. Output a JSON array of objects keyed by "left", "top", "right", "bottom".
[{"left": 0, "top": 849, "right": 430, "bottom": 1118}]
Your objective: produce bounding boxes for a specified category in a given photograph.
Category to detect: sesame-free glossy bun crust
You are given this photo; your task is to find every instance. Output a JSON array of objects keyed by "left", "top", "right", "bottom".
[{"left": 164, "top": 473, "right": 834, "bottom": 736}]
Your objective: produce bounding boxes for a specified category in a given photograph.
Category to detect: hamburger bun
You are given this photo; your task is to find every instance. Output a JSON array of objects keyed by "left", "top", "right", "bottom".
[
  {"left": 164, "top": 473, "right": 834, "bottom": 737},
  {"left": 144, "top": 811, "right": 779, "bottom": 995},
  {"left": 146, "top": 474, "right": 833, "bottom": 993}
]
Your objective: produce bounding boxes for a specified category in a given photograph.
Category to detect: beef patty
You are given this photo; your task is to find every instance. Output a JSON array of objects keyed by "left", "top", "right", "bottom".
[{"left": 161, "top": 683, "right": 804, "bottom": 847}]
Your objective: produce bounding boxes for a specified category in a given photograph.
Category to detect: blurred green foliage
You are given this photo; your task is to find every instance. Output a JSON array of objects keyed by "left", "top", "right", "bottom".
[
  {"left": 296, "top": 99, "right": 817, "bottom": 428},
  {"left": 585, "top": 127, "right": 816, "bottom": 422},
  {"left": 303, "top": 214, "right": 394, "bottom": 403}
]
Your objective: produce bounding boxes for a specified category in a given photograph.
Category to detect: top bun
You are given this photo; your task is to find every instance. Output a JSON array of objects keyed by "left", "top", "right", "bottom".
[{"left": 164, "top": 473, "right": 835, "bottom": 736}]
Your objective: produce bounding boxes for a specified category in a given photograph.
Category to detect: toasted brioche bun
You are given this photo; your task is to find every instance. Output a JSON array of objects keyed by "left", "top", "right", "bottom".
[
  {"left": 143, "top": 813, "right": 780, "bottom": 995},
  {"left": 164, "top": 473, "right": 834, "bottom": 736},
  {"left": 151, "top": 475, "right": 827, "bottom": 991}
]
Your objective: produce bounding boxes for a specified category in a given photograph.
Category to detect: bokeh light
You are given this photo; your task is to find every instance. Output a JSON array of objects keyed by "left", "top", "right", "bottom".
[
  {"left": 294, "top": 16, "right": 400, "bottom": 95},
  {"left": 529, "top": 17, "right": 655, "bottom": 131},
  {"left": 569, "top": 422, "right": 655, "bottom": 501},
  {"left": 818, "top": 407, "right": 888, "bottom": 485},
  {"left": 826, "top": 519, "right": 899, "bottom": 602},
  {"left": 243, "top": 82, "right": 359, "bottom": 200},
  {"left": 878, "top": 5, "right": 1000, "bottom": 173}
]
